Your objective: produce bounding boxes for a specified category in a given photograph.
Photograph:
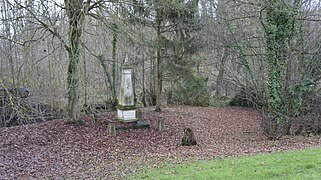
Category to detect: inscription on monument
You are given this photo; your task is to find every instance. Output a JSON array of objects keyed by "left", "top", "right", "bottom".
[
  {"left": 123, "top": 110, "right": 136, "bottom": 120},
  {"left": 118, "top": 109, "right": 136, "bottom": 120}
]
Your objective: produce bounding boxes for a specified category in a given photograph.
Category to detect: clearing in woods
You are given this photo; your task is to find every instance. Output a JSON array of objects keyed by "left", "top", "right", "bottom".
[{"left": 0, "top": 105, "right": 320, "bottom": 179}]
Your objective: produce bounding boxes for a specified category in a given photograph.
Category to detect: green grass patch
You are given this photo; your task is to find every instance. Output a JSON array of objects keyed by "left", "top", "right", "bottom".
[{"left": 132, "top": 147, "right": 321, "bottom": 180}]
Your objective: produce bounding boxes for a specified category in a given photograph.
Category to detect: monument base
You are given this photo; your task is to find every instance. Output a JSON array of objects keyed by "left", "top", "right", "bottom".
[
  {"left": 116, "top": 120, "right": 150, "bottom": 131},
  {"left": 105, "top": 120, "right": 150, "bottom": 135},
  {"left": 117, "top": 109, "right": 137, "bottom": 122}
]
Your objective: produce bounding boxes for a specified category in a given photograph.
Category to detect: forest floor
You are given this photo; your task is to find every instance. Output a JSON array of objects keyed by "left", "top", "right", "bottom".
[{"left": 1, "top": 105, "right": 321, "bottom": 179}]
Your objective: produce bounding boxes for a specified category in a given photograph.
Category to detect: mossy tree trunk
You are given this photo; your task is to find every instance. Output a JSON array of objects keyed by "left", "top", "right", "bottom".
[
  {"left": 111, "top": 24, "right": 117, "bottom": 105},
  {"left": 65, "top": 0, "right": 90, "bottom": 122},
  {"left": 111, "top": 0, "right": 118, "bottom": 106}
]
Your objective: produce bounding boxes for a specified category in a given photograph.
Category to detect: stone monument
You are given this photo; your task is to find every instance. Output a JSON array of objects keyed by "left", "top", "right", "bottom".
[{"left": 117, "top": 54, "right": 138, "bottom": 122}]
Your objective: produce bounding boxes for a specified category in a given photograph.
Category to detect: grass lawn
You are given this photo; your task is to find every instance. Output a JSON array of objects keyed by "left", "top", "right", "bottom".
[{"left": 132, "top": 146, "right": 321, "bottom": 180}]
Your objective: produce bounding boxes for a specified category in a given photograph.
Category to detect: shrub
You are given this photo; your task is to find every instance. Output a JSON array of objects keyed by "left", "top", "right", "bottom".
[
  {"left": 229, "top": 86, "right": 265, "bottom": 108},
  {"left": 167, "top": 74, "right": 211, "bottom": 106}
]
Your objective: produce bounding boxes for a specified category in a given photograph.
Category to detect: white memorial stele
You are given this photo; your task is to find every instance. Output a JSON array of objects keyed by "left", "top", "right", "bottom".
[{"left": 117, "top": 54, "right": 138, "bottom": 122}]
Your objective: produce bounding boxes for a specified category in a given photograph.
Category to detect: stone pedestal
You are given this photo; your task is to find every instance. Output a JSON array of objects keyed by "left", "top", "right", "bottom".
[
  {"left": 157, "top": 117, "right": 165, "bottom": 131},
  {"left": 117, "top": 109, "right": 137, "bottom": 122},
  {"left": 117, "top": 54, "right": 138, "bottom": 122},
  {"left": 107, "top": 123, "right": 116, "bottom": 136}
]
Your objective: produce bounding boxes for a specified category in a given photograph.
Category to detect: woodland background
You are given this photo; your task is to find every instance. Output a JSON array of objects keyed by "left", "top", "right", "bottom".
[{"left": 0, "top": 0, "right": 320, "bottom": 139}]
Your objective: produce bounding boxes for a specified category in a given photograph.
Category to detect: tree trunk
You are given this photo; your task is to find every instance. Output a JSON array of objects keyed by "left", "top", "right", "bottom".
[
  {"left": 216, "top": 47, "right": 229, "bottom": 97},
  {"left": 97, "top": 55, "right": 115, "bottom": 107},
  {"left": 111, "top": 1, "right": 118, "bottom": 105},
  {"left": 83, "top": 49, "right": 88, "bottom": 106},
  {"left": 149, "top": 52, "right": 156, "bottom": 106},
  {"left": 142, "top": 53, "right": 147, "bottom": 107},
  {"left": 66, "top": 17, "right": 82, "bottom": 122},
  {"left": 67, "top": 51, "right": 80, "bottom": 122},
  {"left": 65, "top": 0, "right": 90, "bottom": 122},
  {"left": 155, "top": 5, "right": 162, "bottom": 112},
  {"left": 265, "top": 0, "right": 300, "bottom": 138},
  {"left": 111, "top": 24, "right": 117, "bottom": 105}
]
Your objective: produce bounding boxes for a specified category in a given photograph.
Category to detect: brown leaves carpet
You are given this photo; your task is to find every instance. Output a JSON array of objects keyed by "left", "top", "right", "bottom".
[{"left": 1, "top": 105, "right": 320, "bottom": 179}]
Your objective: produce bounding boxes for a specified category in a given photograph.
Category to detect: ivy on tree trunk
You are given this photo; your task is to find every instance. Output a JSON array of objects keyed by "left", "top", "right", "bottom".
[
  {"left": 265, "top": 0, "right": 300, "bottom": 138},
  {"left": 65, "top": 0, "right": 90, "bottom": 122}
]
